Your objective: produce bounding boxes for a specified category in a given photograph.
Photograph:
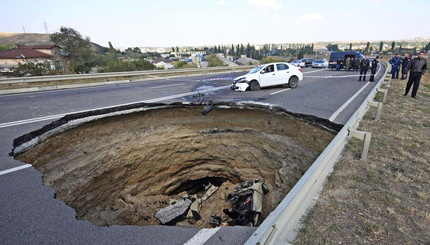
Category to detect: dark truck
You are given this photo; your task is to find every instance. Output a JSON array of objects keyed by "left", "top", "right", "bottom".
[{"left": 328, "top": 51, "right": 364, "bottom": 70}]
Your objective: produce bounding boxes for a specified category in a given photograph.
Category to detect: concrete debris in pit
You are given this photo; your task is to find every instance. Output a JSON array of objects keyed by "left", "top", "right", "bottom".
[
  {"left": 186, "top": 183, "right": 219, "bottom": 220},
  {"left": 155, "top": 179, "right": 268, "bottom": 227},
  {"left": 210, "top": 179, "right": 269, "bottom": 227},
  {"left": 155, "top": 199, "right": 192, "bottom": 225},
  {"left": 155, "top": 183, "right": 219, "bottom": 225}
]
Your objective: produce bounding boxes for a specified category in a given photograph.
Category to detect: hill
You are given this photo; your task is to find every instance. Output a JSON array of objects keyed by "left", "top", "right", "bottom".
[
  {"left": 0, "top": 32, "right": 107, "bottom": 54},
  {"left": 0, "top": 32, "right": 52, "bottom": 46}
]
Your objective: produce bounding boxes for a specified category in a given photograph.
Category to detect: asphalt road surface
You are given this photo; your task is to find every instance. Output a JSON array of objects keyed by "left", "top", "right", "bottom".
[{"left": 0, "top": 64, "right": 386, "bottom": 245}]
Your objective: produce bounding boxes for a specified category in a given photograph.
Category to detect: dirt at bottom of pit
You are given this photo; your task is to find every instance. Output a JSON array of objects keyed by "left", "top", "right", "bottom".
[{"left": 14, "top": 106, "right": 335, "bottom": 228}]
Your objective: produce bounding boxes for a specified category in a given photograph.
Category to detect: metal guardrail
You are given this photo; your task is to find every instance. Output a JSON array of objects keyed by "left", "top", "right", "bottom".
[
  {"left": 0, "top": 65, "right": 254, "bottom": 85},
  {"left": 245, "top": 60, "right": 390, "bottom": 245}
]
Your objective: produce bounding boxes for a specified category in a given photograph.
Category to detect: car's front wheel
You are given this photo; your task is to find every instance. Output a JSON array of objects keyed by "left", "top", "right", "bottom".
[
  {"left": 289, "top": 77, "right": 298, "bottom": 89},
  {"left": 249, "top": 80, "right": 261, "bottom": 91}
]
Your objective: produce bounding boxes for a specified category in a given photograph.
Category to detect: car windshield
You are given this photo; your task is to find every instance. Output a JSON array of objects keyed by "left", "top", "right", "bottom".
[{"left": 248, "top": 65, "right": 264, "bottom": 74}]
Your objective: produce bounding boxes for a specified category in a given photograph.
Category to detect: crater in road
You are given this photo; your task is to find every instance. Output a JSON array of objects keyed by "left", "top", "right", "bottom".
[{"left": 12, "top": 103, "right": 338, "bottom": 228}]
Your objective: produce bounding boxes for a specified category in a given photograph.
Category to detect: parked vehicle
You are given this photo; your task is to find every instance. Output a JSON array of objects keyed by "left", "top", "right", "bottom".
[
  {"left": 231, "top": 62, "right": 303, "bottom": 92},
  {"left": 300, "top": 58, "right": 315, "bottom": 67},
  {"left": 312, "top": 58, "right": 329, "bottom": 68},
  {"left": 328, "top": 51, "right": 364, "bottom": 70},
  {"left": 291, "top": 60, "right": 305, "bottom": 68}
]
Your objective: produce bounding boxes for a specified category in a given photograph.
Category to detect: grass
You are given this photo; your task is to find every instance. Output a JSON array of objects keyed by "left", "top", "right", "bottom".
[{"left": 294, "top": 73, "right": 430, "bottom": 244}]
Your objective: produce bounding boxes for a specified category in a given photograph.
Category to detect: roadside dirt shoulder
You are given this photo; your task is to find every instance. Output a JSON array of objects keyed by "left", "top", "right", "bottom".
[{"left": 294, "top": 81, "right": 430, "bottom": 244}]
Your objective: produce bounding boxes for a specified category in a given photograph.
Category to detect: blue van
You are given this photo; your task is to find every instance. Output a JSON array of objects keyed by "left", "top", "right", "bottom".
[{"left": 329, "top": 51, "right": 364, "bottom": 70}]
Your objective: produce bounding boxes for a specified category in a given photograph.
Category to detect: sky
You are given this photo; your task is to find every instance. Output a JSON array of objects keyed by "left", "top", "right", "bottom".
[{"left": 1, "top": 0, "right": 429, "bottom": 48}]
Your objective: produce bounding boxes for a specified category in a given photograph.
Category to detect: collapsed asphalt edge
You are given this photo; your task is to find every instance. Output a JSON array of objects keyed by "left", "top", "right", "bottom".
[{"left": 10, "top": 101, "right": 343, "bottom": 156}]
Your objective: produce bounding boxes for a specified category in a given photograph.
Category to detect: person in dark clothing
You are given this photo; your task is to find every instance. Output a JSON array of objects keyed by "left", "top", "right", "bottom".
[
  {"left": 389, "top": 53, "right": 402, "bottom": 79},
  {"left": 401, "top": 53, "right": 412, "bottom": 80},
  {"left": 354, "top": 58, "right": 360, "bottom": 71},
  {"left": 336, "top": 58, "right": 342, "bottom": 71},
  {"left": 369, "top": 56, "right": 380, "bottom": 82},
  {"left": 359, "top": 56, "right": 370, "bottom": 81},
  {"left": 404, "top": 51, "right": 427, "bottom": 99}
]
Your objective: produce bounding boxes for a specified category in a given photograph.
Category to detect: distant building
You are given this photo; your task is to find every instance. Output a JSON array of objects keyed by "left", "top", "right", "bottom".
[
  {"left": 172, "top": 51, "right": 206, "bottom": 58},
  {"left": 153, "top": 59, "right": 174, "bottom": 69},
  {"left": 0, "top": 44, "right": 67, "bottom": 76}
]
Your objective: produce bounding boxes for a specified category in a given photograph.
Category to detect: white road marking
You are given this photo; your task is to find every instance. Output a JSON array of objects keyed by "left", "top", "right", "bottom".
[
  {"left": 302, "top": 68, "right": 329, "bottom": 74},
  {"left": 0, "top": 85, "right": 230, "bottom": 129},
  {"left": 328, "top": 64, "right": 383, "bottom": 122},
  {"left": 328, "top": 82, "right": 371, "bottom": 122},
  {"left": 270, "top": 88, "right": 291, "bottom": 95},
  {"left": 150, "top": 83, "right": 185, "bottom": 89},
  {"left": 183, "top": 227, "right": 221, "bottom": 245},
  {"left": 0, "top": 164, "right": 32, "bottom": 176}
]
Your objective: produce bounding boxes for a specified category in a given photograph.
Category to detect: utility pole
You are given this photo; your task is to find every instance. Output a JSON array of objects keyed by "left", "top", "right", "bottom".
[{"left": 43, "top": 21, "right": 49, "bottom": 34}]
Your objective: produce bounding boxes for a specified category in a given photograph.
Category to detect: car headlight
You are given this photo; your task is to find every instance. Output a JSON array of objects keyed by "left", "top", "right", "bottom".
[{"left": 235, "top": 78, "right": 247, "bottom": 83}]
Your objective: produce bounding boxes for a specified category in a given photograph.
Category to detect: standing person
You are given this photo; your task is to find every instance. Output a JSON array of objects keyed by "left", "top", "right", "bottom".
[
  {"left": 401, "top": 53, "right": 411, "bottom": 80},
  {"left": 404, "top": 51, "right": 427, "bottom": 99},
  {"left": 369, "top": 56, "right": 380, "bottom": 82},
  {"left": 354, "top": 57, "right": 360, "bottom": 71},
  {"left": 336, "top": 58, "right": 342, "bottom": 71},
  {"left": 389, "top": 53, "right": 402, "bottom": 79},
  {"left": 359, "top": 56, "right": 370, "bottom": 81},
  {"left": 345, "top": 57, "right": 351, "bottom": 71}
]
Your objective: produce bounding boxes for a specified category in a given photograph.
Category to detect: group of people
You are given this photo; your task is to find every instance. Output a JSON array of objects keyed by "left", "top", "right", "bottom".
[
  {"left": 391, "top": 51, "right": 427, "bottom": 99},
  {"left": 336, "top": 56, "right": 380, "bottom": 82},
  {"left": 333, "top": 51, "right": 427, "bottom": 99},
  {"left": 335, "top": 57, "right": 362, "bottom": 72}
]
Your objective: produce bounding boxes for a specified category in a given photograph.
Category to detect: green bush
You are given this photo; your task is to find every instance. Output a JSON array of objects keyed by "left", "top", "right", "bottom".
[
  {"left": 259, "top": 56, "right": 284, "bottom": 64},
  {"left": 13, "top": 62, "right": 52, "bottom": 77},
  {"left": 206, "top": 54, "right": 225, "bottom": 67}
]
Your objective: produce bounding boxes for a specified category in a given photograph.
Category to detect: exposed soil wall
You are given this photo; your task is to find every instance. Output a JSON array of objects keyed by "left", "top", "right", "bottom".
[{"left": 14, "top": 105, "right": 336, "bottom": 228}]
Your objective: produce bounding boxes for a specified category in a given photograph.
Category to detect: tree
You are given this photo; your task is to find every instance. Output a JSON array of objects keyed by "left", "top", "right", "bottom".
[
  {"left": 108, "top": 41, "right": 116, "bottom": 53},
  {"left": 379, "top": 41, "right": 384, "bottom": 52},
  {"left": 206, "top": 54, "right": 224, "bottom": 67},
  {"left": 297, "top": 48, "right": 304, "bottom": 59},
  {"left": 326, "top": 44, "right": 340, "bottom": 51},
  {"left": 13, "top": 61, "right": 51, "bottom": 76},
  {"left": 424, "top": 42, "right": 430, "bottom": 51},
  {"left": 365, "top": 42, "right": 370, "bottom": 54},
  {"left": 391, "top": 41, "right": 395, "bottom": 50},
  {"left": 260, "top": 56, "right": 284, "bottom": 64},
  {"left": 349, "top": 43, "right": 352, "bottom": 51},
  {"left": 50, "top": 27, "right": 95, "bottom": 73}
]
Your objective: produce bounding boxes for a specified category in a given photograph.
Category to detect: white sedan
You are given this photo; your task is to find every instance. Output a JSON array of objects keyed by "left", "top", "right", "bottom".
[
  {"left": 312, "top": 59, "right": 329, "bottom": 68},
  {"left": 291, "top": 60, "right": 305, "bottom": 68},
  {"left": 231, "top": 62, "right": 303, "bottom": 92}
]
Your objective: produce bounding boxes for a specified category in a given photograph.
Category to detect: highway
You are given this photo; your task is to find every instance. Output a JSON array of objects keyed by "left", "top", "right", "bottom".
[{"left": 0, "top": 64, "right": 386, "bottom": 245}]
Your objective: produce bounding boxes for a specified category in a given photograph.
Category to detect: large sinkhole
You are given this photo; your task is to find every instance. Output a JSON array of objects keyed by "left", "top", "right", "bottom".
[{"left": 12, "top": 103, "right": 338, "bottom": 228}]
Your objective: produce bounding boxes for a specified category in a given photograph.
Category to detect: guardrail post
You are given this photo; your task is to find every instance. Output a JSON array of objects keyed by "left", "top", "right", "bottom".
[
  {"left": 377, "top": 88, "right": 388, "bottom": 103},
  {"left": 348, "top": 128, "right": 372, "bottom": 160},
  {"left": 368, "top": 101, "right": 383, "bottom": 120}
]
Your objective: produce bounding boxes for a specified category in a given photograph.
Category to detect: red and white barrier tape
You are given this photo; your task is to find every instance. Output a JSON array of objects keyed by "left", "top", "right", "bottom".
[{"left": 386, "top": 85, "right": 430, "bottom": 94}]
